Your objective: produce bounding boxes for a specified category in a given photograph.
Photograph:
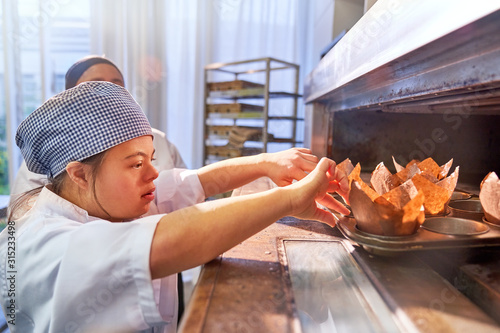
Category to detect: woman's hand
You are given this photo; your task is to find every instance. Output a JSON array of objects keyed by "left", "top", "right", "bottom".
[
  {"left": 257, "top": 148, "right": 319, "bottom": 186},
  {"left": 285, "top": 157, "right": 350, "bottom": 226}
]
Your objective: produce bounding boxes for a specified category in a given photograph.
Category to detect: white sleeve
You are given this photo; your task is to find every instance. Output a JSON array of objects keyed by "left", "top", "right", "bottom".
[
  {"left": 149, "top": 169, "right": 206, "bottom": 214},
  {"left": 48, "top": 216, "right": 169, "bottom": 331}
]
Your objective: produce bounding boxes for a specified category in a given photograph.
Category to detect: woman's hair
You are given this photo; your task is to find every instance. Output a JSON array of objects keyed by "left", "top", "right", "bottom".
[
  {"left": 8, "top": 187, "right": 43, "bottom": 222},
  {"left": 8, "top": 150, "right": 110, "bottom": 222}
]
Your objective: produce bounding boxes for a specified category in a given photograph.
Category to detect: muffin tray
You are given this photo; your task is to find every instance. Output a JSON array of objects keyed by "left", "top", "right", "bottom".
[{"left": 336, "top": 215, "right": 500, "bottom": 256}]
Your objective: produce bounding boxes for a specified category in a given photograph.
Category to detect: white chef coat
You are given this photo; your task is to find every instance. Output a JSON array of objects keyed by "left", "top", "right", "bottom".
[
  {"left": 9, "top": 128, "right": 186, "bottom": 206},
  {"left": 0, "top": 169, "right": 205, "bottom": 333}
]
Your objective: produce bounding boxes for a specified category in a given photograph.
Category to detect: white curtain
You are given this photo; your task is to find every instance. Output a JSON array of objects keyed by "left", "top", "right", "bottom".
[
  {"left": 89, "top": 0, "right": 314, "bottom": 168},
  {"left": 1, "top": 0, "right": 23, "bottom": 189},
  {"left": 1, "top": 0, "right": 93, "bottom": 193}
]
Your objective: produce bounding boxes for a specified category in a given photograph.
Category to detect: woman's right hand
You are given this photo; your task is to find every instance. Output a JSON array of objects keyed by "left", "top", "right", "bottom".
[{"left": 285, "top": 157, "right": 350, "bottom": 227}]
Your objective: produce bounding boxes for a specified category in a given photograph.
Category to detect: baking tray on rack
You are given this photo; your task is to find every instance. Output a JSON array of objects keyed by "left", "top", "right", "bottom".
[
  {"left": 336, "top": 215, "right": 500, "bottom": 256},
  {"left": 207, "top": 80, "right": 264, "bottom": 91}
]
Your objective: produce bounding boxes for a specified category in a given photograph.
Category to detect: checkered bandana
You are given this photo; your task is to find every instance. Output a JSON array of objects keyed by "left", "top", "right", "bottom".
[{"left": 16, "top": 81, "right": 153, "bottom": 178}]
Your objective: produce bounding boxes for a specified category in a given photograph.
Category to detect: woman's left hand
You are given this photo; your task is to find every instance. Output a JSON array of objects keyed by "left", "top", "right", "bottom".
[{"left": 285, "top": 157, "right": 350, "bottom": 226}]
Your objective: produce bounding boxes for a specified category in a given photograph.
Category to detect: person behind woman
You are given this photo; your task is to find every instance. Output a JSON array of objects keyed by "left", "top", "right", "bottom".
[{"left": 1, "top": 81, "right": 349, "bottom": 332}]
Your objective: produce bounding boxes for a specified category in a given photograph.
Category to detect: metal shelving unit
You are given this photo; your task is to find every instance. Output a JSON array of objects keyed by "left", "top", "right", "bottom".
[{"left": 203, "top": 57, "right": 303, "bottom": 165}]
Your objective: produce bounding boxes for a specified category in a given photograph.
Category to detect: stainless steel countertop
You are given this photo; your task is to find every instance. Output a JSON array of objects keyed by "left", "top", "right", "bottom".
[{"left": 179, "top": 215, "right": 500, "bottom": 332}]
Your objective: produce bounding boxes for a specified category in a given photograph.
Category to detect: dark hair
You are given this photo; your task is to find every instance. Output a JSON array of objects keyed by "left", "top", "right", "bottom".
[{"left": 65, "top": 56, "right": 124, "bottom": 89}]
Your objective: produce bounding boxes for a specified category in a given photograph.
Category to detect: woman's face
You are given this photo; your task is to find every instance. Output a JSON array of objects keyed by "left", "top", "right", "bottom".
[
  {"left": 92, "top": 135, "right": 158, "bottom": 221},
  {"left": 76, "top": 63, "right": 125, "bottom": 87}
]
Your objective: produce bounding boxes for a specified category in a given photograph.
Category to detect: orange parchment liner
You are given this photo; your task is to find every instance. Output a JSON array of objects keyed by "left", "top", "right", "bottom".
[
  {"left": 340, "top": 157, "right": 458, "bottom": 236},
  {"left": 479, "top": 172, "right": 500, "bottom": 225},
  {"left": 390, "top": 157, "right": 459, "bottom": 215}
]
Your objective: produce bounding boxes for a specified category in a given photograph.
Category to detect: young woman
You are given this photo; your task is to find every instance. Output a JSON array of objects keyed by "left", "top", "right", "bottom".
[
  {"left": 37, "top": 55, "right": 189, "bottom": 322},
  {"left": 1, "top": 81, "right": 349, "bottom": 333}
]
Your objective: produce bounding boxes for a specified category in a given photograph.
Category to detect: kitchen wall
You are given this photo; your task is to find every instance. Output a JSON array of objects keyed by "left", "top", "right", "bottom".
[
  {"left": 333, "top": 0, "right": 364, "bottom": 38},
  {"left": 309, "top": 0, "right": 368, "bottom": 65}
]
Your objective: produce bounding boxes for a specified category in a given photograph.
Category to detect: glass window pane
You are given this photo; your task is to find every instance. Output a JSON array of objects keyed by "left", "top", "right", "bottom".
[
  {"left": 1, "top": 1, "right": 91, "bottom": 210},
  {"left": 0, "top": 3, "right": 8, "bottom": 197}
]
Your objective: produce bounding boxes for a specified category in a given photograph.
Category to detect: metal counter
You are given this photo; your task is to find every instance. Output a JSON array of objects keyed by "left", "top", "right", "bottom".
[{"left": 178, "top": 215, "right": 500, "bottom": 332}]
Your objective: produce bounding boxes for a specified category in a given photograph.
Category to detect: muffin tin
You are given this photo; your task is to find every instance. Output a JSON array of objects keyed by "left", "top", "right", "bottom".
[
  {"left": 450, "top": 190, "right": 473, "bottom": 201},
  {"left": 421, "top": 217, "right": 489, "bottom": 236},
  {"left": 448, "top": 199, "right": 484, "bottom": 221},
  {"left": 336, "top": 191, "right": 500, "bottom": 255}
]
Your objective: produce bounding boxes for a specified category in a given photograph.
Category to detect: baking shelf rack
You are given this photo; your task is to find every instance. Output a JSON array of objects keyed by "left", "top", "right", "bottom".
[{"left": 203, "top": 58, "right": 303, "bottom": 165}]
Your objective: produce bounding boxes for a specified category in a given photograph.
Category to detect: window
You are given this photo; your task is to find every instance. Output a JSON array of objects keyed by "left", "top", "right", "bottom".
[{"left": 0, "top": 0, "right": 91, "bottom": 199}]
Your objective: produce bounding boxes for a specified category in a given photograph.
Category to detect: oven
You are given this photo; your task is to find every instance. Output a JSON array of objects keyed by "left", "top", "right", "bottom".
[
  {"left": 304, "top": 0, "right": 500, "bottom": 185},
  {"left": 301, "top": 0, "right": 500, "bottom": 329}
]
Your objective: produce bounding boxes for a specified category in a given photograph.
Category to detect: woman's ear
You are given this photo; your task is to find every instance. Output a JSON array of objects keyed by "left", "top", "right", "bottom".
[{"left": 65, "top": 162, "right": 90, "bottom": 190}]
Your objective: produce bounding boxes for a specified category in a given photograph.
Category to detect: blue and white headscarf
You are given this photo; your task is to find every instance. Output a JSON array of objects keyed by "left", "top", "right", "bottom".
[{"left": 16, "top": 81, "right": 153, "bottom": 178}]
